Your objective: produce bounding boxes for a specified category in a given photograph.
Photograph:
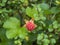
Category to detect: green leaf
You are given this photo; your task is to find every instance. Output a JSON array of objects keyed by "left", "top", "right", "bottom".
[
  {"left": 0, "top": 28, "right": 7, "bottom": 42},
  {"left": 53, "top": 21, "right": 58, "bottom": 29},
  {"left": 43, "top": 39, "right": 50, "bottom": 44},
  {"left": 32, "top": 7, "right": 39, "bottom": 20},
  {"left": 43, "top": 43, "right": 48, "bottom": 45},
  {"left": 39, "top": 12, "right": 46, "bottom": 21},
  {"left": 6, "top": 29, "right": 17, "bottom": 39},
  {"left": 37, "top": 33, "right": 44, "bottom": 41},
  {"left": 48, "top": 25, "right": 53, "bottom": 32},
  {"left": 26, "top": 7, "right": 38, "bottom": 20},
  {"left": 2, "top": 0, "right": 7, "bottom": 3},
  {"left": 38, "top": 26, "right": 43, "bottom": 30},
  {"left": 20, "top": 0, "right": 24, "bottom": 2},
  {"left": 44, "top": 34, "right": 48, "bottom": 39},
  {"left": 3, "top": 17, "right": 28, "bottom": 39},
  {"left": 50, "top": 38, "right": 56, "bottom": 44},
  {"left": 18, "top": 27, "right": 28, "bottom": 39},
  {"left": 44, "top": 10, "right": 52, "bottom": 15},
  {"left": 58, "top": 28, "right": 60, "bottom": 31},
  {"left": 50, "top": 7, "right": 60, "bottom": 14},
  {"left": 49, "top": 34, "right": 53, "bottom": 38},
  {"left": 50, "top": 7, "right": 57, "bottom": 14},
  {"left": 26, "top": 7, "right": 33, "bottom": 17},
  {"left": 0, "top": 9, "right": 3, "bottom": 13},
  {"left": 37, "top": 4, "right": 41, "bottom": 12},
  {"left": 32, "top": 7, "right": 38, "bottom": 15},
  {"left": 40, "top": 3, "right": 49, "bottom": 10},
  {"left": 14, "top": 40, "right": 22, "bottom": 45},
  {"left": 3, "top": 17, "right": 20, "bottom": 29},
  {"left": 0, "top": 0, "right": 7, "bottom": 6},
  {"left": 40, "top": 21, "right": 46, "bottom": 27}
]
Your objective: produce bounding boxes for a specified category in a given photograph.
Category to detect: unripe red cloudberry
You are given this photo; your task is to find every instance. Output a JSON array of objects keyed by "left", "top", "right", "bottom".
[{"left": 24, "top": 19, "right": 37, "bottom": 31}]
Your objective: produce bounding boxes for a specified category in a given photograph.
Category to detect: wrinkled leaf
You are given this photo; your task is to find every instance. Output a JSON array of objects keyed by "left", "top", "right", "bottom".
[{"left": 3, "top": 17, "right": 20, "bottom": 29}]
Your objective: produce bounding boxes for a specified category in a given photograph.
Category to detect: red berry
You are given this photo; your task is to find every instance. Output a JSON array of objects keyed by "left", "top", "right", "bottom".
[{"left": 26, "top": 21, "right": 36, "bottom": 31}]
